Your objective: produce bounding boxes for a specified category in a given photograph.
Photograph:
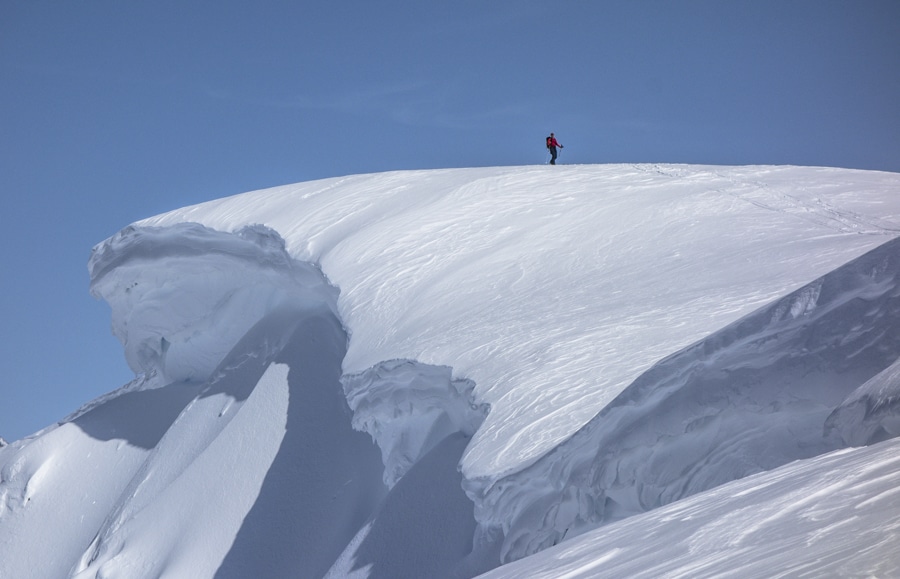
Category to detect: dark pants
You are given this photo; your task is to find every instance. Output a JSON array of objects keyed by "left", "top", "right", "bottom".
[{"left": 549, "top": 147, "right": 558, "bottom": 164}]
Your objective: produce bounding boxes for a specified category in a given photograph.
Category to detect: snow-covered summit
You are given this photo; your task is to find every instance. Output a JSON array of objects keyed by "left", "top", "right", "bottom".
[
  {"left": 3, "top": 164, "right": 900, "bottom": 578},
  {"left": 134, "top": 164, "right": 900, "bottom": 479}
]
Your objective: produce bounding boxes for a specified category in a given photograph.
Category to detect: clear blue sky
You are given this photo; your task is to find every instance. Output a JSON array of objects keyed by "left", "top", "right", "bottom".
[{"left": 2, "top": 1, "right": 899, "bottom": 442}]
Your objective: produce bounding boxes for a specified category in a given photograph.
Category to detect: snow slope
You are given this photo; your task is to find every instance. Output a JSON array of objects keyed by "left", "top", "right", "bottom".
[
  {"left": 478, "top": 437, "right": 900, "bottom": 579},
  {"left": 2, "top": 164, "right": 900, "bottom": 578},
  {"left": 137, "top": 164, "right": 900, "bottom": 480},
  {"left": 475, "top": 234, "right": 900, "bottom": 561}
]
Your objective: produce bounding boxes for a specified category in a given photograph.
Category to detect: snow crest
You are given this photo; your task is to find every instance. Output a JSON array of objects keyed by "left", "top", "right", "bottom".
[
  {"left": 8, "top": 165, "right": 900, "bottom": 577},
  {"left": 826, "top": 357, "right": 900, "bottom": 446},
  {"left": 76, "top": 222, "right": 492, "bottom": 577},
  {"left": 88, "top": 223, "right": 340, "bottom": 384},
  {"left": 470, "top": 236, "right": 900, "bottom": 563},
  {"left": 344, "top": 360, "right": 488, "bottom": 488},
  {"left": 88, "top": 222, "right": 489, "bottom": 487}
]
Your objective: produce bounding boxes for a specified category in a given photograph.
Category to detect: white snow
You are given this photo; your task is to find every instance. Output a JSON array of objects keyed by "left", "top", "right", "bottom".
[
  {"left": 136, "top": 164, "right": 900, "bottom": 480},
  {"left": 471, "top": 233, "right": 900, "bottom": 561},
  {"left": 2, "top": 163, "right": 900, "bottom": 578},
  {"left": 344, "top": 360, "right": 488, "bottom": 488},
  {"left": 88, "top": 223, "right": 340, "bottom": 384},
  {"left": 477, "top": 438, "right": 900, "bottom": 579},
  {"left": 72, "top": 363, "right": 291, "bottom": 578}
]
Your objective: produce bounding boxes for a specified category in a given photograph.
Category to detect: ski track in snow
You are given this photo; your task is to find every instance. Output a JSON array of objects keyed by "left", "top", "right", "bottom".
[
  {"left": 635, "top": 163, "right": 900, "bottom": 235},
  {"left": 3, "top": 164, "right": 900, "bottom": 577},
  {"left": 711, "top": 171, "right": 900, "bottom": 236}
]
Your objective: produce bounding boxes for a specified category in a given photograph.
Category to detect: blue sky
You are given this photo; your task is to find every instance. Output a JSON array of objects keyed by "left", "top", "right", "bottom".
[{"left": 2, "top": 1, "right": 899, "bottom": 442}]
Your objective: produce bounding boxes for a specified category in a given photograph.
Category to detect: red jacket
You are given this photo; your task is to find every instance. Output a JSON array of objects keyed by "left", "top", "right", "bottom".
[{"left": 548, "top": 137, "right": 561, "bottom": 148}]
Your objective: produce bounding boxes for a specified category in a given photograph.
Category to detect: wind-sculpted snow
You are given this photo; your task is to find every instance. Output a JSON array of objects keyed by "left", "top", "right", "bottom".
[
  {"left": 473, "top": 236, "right": 900, "bottom": 563},
  {"left": 477, "top": 437, "right": 900, "bottom": 579},
  {"left": 137, "top": 164, "right": 900, "bottom": 481},
  {"left": 4, "top": 222, "right": 493, "bottom": 578},
  {"left": 88, "top": 223, "right": 340, "bottom": 384},
  {"left": 4, "top": 165, "right": 900, "bottom": 578},
  {"left": 826, "top": 357, "right": 900, "bottom": 446},
  {"left": 344, "top": 360, "right": 489, "bottom": 488}
]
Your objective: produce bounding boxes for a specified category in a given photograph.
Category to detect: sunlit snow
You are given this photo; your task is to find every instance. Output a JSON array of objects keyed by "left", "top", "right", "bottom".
[{"left": 2, "top": 164, "right": 900, "bottom": 578}]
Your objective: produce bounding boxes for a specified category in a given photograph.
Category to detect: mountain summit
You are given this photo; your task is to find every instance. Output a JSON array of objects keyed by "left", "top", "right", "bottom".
[{"left": 3, "top": 164, "right": 900, "bottom": 578}]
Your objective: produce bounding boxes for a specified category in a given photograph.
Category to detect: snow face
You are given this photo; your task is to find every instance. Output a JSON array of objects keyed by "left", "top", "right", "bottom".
[
  {"left": 71, "top": 363, "right": 292, "bottom": 578},
  {"left": 344, "top": 360, "right": 489, "bottom": 488},
  {"left": 4, "top": 218, "right": 490, "bottom": 578},
  {"left": 88, "top": 223, "right": 340, "bottom": 384},
  {"left": 471, "top": 236, "right": 900, "bottom": 562},
  {"left": 827, "top": 356, "right": 900, "bottom": 446},
  {"left": 476, "top": 437, "right": 900, "bottom": 579},
  {"left": 3, "top": 164, "right": 900, "bottom": 577},
  {"left": 137, "top": 164, "right": 900, "bottom": 482}
]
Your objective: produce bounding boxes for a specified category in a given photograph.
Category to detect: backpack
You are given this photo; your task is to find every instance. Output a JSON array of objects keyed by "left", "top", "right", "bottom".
[{"left": 546, "top": 136, "right": 552, "bottom": 149}]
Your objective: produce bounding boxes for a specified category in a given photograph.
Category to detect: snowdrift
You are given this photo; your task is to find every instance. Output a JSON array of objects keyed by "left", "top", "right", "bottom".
[
  {"left": 2, "top": 164, "right": 900, "bottom": 578},
  {"left": 475, "top": 235, "right": 900, "bottom": 561},
  {"left": 478, "top": 436, "right": 900, "bottom": 579}
]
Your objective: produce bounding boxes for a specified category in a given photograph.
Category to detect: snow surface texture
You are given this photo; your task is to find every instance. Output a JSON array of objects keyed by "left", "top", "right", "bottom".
[
  {"left": 2, "top": 164, "right": 900, "bottom": 577},
  {"left": 478, "top": 437, "right": 900, "bottom": 579},
  {"left": 87, "top": 223, "right": 340, "bottom": 384},
  {"left": 344, "top": 360, "right": 489, "bottom": 488},
  {"left": 476, "top": 235, "right": 900, "bottom": 561},
  {"left": 137, "top": 164, "right": 900, "bottom": 481},
  {"left": 827, "top": 355, "right": 900, "bottom": 447}
]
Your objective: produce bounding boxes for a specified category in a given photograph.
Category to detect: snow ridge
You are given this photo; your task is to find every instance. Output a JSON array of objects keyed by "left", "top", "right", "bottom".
[
  {"left": 470, "top": 236, "right": 900, "bottom": 563},
  {"left": 78, "top": 223, "right": 490, "bottom": 578},
  {"left": 88, "top": 223, "right": 340, "bottom": 384},
  {"left": 827, "top": 357, "right": 900, "bottom": 446},
  {"left": 343, "top": 360, "right": 489, "bottom": 488},
  {"left": 5, "top": 165, "right": 900, "bottom": 577}
]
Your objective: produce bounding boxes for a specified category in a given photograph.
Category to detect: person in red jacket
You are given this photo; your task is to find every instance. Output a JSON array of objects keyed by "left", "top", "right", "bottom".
[{"left": 546, "top": 133, "right": 563, "bottom": 165}]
